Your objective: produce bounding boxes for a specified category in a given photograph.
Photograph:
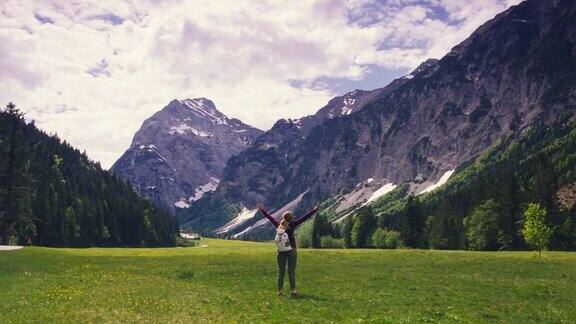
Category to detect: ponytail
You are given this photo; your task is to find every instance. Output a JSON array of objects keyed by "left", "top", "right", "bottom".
[{"left": 279, "top": 219, "right": 290, "bottom": 229}]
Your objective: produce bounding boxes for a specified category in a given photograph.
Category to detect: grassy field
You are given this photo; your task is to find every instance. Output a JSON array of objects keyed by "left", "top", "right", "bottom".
[{"left": 1, "top": 239, "right": 575, "bottom": 323}]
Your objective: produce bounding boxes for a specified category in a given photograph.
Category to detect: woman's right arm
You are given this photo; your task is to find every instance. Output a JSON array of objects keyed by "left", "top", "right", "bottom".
[{"left": 257, "top": 203, "right": 278, "bottom": 227}]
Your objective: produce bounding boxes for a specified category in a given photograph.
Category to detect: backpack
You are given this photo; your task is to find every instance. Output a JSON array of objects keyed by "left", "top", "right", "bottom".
[{"left": 275, "top": 228, "right": 292, "bottom": 252}]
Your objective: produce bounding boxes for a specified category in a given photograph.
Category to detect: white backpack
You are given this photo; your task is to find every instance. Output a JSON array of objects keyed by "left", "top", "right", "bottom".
[{"left": 275, "top": 228, "right": 292, "bottom": 252}]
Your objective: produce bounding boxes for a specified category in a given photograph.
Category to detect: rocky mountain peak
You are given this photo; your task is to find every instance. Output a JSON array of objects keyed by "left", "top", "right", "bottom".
[
  {"left": 179, "top": 98, "right": 221, "bottom": 116},
  {"left": 158, "top": 98, "right": 227, "bottom": 125},
  {"left": 112, "top": 98, "right": 263, "bottom": 213}
]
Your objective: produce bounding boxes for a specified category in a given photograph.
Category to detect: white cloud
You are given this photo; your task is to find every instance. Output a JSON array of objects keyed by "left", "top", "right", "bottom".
[{"left": 0, "top": 0, "right": 519, "bottom": 168}]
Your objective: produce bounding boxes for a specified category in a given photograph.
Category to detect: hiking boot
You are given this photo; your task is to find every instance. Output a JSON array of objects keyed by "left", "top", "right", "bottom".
[
  {"left": 277, "top": 290, "right": 284, "bottom": 296},
  {"left": 290, "top": 289, "right": 298, "bottom": 297}
]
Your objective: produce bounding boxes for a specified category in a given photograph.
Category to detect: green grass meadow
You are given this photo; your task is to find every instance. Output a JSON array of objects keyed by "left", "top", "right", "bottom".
[{"left": 1, "top": 239, "right": 575, "bottom": 323}]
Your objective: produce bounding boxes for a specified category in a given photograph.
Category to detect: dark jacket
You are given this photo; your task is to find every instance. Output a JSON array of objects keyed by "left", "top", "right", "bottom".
[{"left": 259, "top": 206, "right": 318, "bottom": 249}]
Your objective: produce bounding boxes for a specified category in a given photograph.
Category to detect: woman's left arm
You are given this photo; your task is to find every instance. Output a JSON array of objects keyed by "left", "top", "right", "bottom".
[
  {"left": 293, "top": 205, "right": 319, "bottom": 227},
  {"left": 257, "top": 203, "right": 279, "bottom": 227}
]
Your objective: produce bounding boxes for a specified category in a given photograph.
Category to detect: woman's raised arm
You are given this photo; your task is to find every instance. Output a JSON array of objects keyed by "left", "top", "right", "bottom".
[
  {"left": 257, "top": 203, "right": 279, "bottom": 227},
  {"left": 293, "top": 205, "right": 319, "bottom": 227}
]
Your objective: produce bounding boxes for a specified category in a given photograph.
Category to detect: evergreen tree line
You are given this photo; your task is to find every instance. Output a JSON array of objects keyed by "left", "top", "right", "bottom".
[
  {"left": 0, "top": 103, "right": 178, "bottom": 247},
  {"left": 295, "top": 206, "right": 404, "bottom": 249},
  {"left": 302, "top": 120, "right": 576, "bottom": 251}
]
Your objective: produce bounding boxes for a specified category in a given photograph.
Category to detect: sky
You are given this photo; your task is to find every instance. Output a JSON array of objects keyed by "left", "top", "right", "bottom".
[{"left": 0, "top": 0, "right": 521, "bottom": 169}]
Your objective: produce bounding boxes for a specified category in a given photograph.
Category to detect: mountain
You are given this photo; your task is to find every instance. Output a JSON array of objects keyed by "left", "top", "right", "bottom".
[
  {"left": 181, "top": 0, "right": 576, "bottom": 239},
  {"left": 111, "top": 98, "right": 263, "bottom": 213},
  {"left": 217, "top": 58, "right": 439, "bottom": 205},
  {"left": 0, "top": 104, "right": 178, "bottom": 246},
  {"left": 289, "top": 120, "right": 575, "bottom": 250},
  {"left": 368, "top": 120, "right": 576, "bottom": 251},
  {"left": 178, "top": 61, "right": 440, "bottom": 233}
]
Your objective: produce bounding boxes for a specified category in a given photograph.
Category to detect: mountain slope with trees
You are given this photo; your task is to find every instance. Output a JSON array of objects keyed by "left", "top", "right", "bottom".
[
  {"left": 314, "top": 120, "right": 575, "bottom": 251},
  {"left": 0, "top": 103, "right": 178, "bottom": 247}
]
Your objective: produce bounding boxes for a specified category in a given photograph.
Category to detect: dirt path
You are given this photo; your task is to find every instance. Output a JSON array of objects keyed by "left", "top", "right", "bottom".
[{"left": 0, "top": 245, "right": 23, "bottom": 251}]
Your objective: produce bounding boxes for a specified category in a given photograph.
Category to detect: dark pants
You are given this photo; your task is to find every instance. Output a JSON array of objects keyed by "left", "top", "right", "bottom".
[{"left": 277, "top": 249, "right": 297, "bottom": 290}]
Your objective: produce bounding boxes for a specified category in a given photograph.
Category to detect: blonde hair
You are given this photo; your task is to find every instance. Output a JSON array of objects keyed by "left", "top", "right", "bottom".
[{"left": 279, "top": 211, "right": 293, "bottom": 229}]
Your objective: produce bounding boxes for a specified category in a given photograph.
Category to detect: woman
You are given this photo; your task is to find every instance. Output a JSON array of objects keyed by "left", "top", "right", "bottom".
[{"left": 257, "top": 202, "right": 319, "bottom": 296}]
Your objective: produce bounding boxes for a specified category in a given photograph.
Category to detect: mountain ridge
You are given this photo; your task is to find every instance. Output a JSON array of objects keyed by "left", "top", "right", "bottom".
[{"left": 179, "top": 0, "right": 576, "bottom": 238}]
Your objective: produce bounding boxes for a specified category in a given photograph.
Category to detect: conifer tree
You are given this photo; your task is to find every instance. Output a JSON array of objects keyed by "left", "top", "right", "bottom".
[
  {"left": 351, "top": 207, "right": 376, "bottom": 248},
  {"left": 0, "top": 103, "right": 35, "bottom": 244},
  {"left": 400, "top": 196, "right": 426, "bottom": 248},
  {"left": 341, "top": 215, "right": 353, "bottom": 248}
]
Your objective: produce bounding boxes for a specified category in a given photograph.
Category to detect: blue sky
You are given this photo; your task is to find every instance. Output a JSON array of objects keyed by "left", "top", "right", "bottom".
[{"left": 0, "top": 0, "right": 520, "bottom": 168}]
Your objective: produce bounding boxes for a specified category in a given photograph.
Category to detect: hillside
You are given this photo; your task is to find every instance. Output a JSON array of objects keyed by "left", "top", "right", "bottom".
[
  {"left": 295, "top": 120, "right": 575, "bottom": 251},
  {"left": 111, "top": 98, "right": 262, "bottom": 213},
  {"left": 0, "top": 104, "right": 178, "bottom": 247},
  {"left": 413, "top": 120, "right": 576, "bottom": 250},
  {"left": 180, "top": 0, "right": 576, "bottom": 239},
  {"left": 1, "top": 239, "right": 575, "bottom": 322}
]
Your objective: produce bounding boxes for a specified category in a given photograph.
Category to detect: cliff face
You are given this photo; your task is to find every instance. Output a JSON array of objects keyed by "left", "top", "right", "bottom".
[
  {"left": 182, "top": 0, "right": 576, "bottom": 236},
  {"left": 207, "top": 62, "right": 434, "bottom": 208}
]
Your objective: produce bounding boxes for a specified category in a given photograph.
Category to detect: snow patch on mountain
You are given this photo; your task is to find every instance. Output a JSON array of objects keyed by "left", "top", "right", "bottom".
[
  {"left": 231, "top": 191, "right": 308, "bottom": 239},
  {"left": 214, "top": 207, "right": 258, "bottom": 235},
  {"left": 364, "top": 183, "right": 397, "bottom": 205},
  {"left": 331, "top": 178, "right": 378, "bottom": 213},
  {"left": 169, "top": 123, "right": 212, "bottom": 137},
  {"left": 175, "top": 199, "right": 190, "bottom": 209},
  {"left": 418, "top": 170, "right": 455, "bottom": 194},
  {"left": 138, "top": 144, "right": 157, "bottom": 150},
  {"left": 341, "top": 98, "right": 356, "bottom": 115},
  {"left": 191, "top": 178, "right": 220, "bottom": 201},
  {"left": 181, "top": 98, "right": 228, "bottom": 125}
]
